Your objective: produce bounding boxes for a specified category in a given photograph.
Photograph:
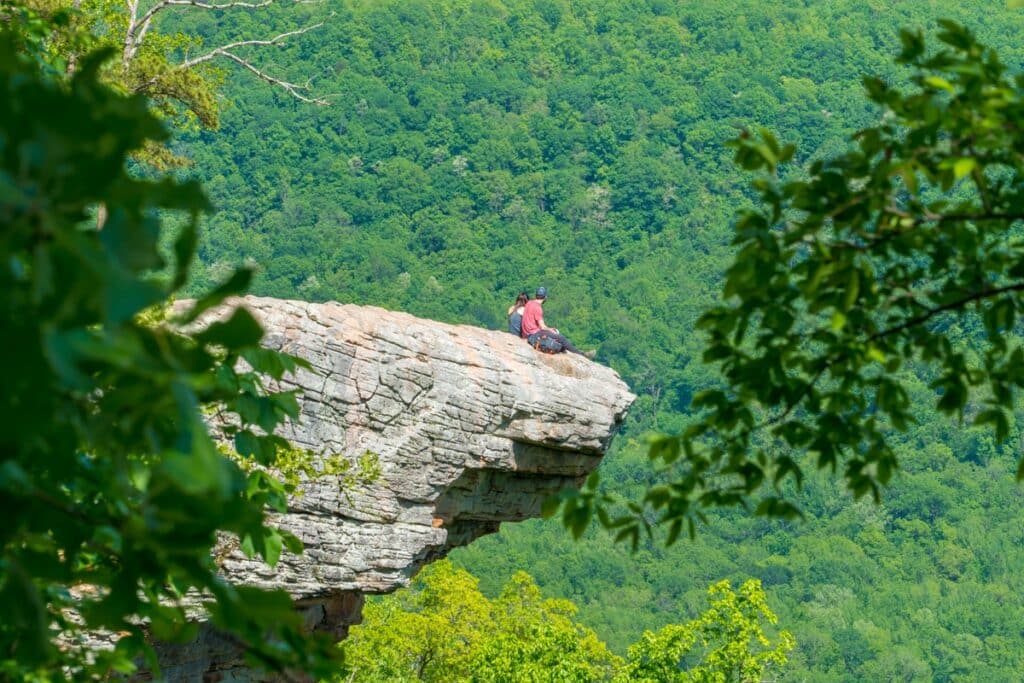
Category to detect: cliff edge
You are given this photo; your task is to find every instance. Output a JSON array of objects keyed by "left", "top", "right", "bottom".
[{"left": 160, "top": 296, "right": 635, "bottom": 679}]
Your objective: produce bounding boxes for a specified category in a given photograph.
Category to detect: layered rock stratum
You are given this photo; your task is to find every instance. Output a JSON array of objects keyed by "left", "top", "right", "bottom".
[{"left": 158, "top": 296, "right": 635, "bottom": 680}]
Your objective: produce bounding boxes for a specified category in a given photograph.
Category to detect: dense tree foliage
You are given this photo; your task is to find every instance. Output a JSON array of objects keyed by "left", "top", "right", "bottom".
[
  {"left": 0, "top": 13, "right": 348, "bottom": 679},
  {"left": 47, "top": 0, "right": 1024, "bottom": 679},
  {"left": 615, "top": 19, "right": 1024, "bottom": 539},
  {"left": 175, "top": 0, "right": 1023, "bottom": 417},
  {"left": 338, "top": 561, "right": 790, "bottom": 682},
  {"left": 456, "top": 424, "right": 1024, "bottom": 680},
  {"left": 340, "top": 561, "right": 620, "bottom": 681},
  {"left": 617, "top": 579, "right": 793, "bottom": 683}
]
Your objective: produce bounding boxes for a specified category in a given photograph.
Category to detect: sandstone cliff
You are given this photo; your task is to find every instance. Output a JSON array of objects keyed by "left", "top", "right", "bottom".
[{"left": 160, "top": 296, "right": 635, "bottom": 679}]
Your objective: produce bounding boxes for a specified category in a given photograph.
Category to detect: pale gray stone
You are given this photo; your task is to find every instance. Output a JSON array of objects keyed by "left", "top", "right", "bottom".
[{"left": 151, "top": 296, "right": 635, "bottom": 680}]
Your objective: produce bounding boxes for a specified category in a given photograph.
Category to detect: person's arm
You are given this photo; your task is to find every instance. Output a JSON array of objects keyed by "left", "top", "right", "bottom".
[{"left": 537, "top": 315, "right": 558, "bottom": 334}]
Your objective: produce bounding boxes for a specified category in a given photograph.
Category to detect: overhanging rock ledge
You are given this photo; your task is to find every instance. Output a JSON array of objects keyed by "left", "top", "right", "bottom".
[{"left": 162, "top": 296, "right": 635, "bottom": 680}]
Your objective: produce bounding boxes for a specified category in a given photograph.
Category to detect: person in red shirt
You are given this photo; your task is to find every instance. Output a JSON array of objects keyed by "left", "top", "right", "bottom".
[{"left": 520, "top": 287, "right": 595, "bottom": 359}]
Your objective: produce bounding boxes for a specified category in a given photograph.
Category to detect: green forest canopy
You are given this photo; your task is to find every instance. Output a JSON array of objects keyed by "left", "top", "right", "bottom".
[
  {"left": 7, "top": 0, "right": 1024, "bottom": 679},
  {"left": 338, "top": 559, "right": 793, "bottom": 682},
  {"left": 175, "top": 0, "right": 1024, "bottom": 455},
  {"left": 168, "top": 1, "right": 1024, "bottom": 679}
]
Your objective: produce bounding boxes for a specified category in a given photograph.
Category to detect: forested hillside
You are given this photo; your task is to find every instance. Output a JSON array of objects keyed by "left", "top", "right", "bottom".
[
  {"left": 169, "top": 1, "right": 1024, "bottom": 679},
  {"left": 177, "top": 0, "right": 1024, "bottom": 432}
]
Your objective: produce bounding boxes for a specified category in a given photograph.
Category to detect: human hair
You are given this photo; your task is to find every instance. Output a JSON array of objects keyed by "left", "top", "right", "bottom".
[{"left": 508, "top": 291, "right": 529, "bottom": 316}]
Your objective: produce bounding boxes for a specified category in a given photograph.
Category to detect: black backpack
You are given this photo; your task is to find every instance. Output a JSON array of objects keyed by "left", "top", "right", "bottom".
[{"left": 531, "top": 332, "right": 564, "bottom": 354}]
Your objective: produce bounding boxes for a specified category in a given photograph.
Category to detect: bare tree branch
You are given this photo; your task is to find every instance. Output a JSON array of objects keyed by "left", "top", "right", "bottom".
[
  {"left": 219, "top": 50, "right": 329, "bottom": 104},
  {"left": 133, "top": 0, "right": 274, "bottom": 44},
  {"left": 132, "top": 22, "right": 328, "bottom": 104},
  {"left": 157, "top": 0, "right": 275, "bottom": 11},
  {"left": 65, "top": 0, "right": 84, "bottom": 76},
  {"left": 123, "top": 0, "right": 318, "bottom": 71},
  {"left": 123, "top": 0, "right": 141, "bottom": 67},
  {"left": 176, "top": 22, "right": 323, "bottom": 70}
]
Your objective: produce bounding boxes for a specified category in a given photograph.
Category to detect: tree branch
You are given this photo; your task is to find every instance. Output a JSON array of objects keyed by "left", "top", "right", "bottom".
[
  {"left": 828, "top": 209, "right": 1024, "bottom": 254},
  {"left": 124, "top": 0, "right": 319, "bottom": 72},
  {"left": 159, "top": 0, "right": 276, "bottom": 10},
  {"left": 869, "top": 281, "right": 1024, "bottom": 342},
  {"left": 177, "top": 22, "right": 323, "bottom": 70},
  {"left": 759, "top": 281, "right": 1024, "bottom": 434},
  {"left": 219, "top": 50, "right": 329, "bottom": 104},
  {"left": 123, "top": 0, "right": 141, "bottom": 67},
  {"left": 134, "top": 0, "right": 275, "bottom": 41},
  {"left": 65, "top": 0, "right": 84, "bottom": 76},
  {"left": 932, "top": 212, "right": 1024, "bottom": 223},
  {"left": 132, "top": 22, "right": 328, "bottom": 104}
]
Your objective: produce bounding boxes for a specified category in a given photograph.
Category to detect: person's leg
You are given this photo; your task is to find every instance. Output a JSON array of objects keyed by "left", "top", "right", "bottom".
[{"left": 549, "top": 331, "right": 582, "bottom": 354}]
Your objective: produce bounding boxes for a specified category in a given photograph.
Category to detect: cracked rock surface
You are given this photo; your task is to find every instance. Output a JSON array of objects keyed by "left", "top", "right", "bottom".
[{"left": 159, "top": 296, "right": 635, "bottom": 680}]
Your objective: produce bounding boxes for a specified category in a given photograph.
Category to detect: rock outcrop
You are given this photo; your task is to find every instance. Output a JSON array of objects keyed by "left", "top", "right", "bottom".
[{"left": 160, "top": 296, "right": 634, "bottom": 680}]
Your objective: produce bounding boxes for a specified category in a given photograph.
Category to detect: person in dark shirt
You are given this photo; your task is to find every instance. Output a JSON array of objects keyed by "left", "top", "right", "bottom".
[
  {"left": 507, "top": 291, "right": 528, "bottom": 336},
  {"left": 520, "top": 287, "right": 595, "bottom": 358}
]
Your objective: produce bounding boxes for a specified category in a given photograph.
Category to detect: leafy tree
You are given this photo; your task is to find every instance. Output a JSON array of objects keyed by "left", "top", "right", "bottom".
[
  {"left": 581, "top": 20, "right": 1024, "bottom": 540},
  {"left": 339, "top": 561, "right": 622, "bottom": 682},
  {"left": 615, "top": 579, "right": 794, "bottom": 683},
  {"left": 0, "top": 17, "right": 345, "bottom": 679},
  {"left": 340, "top": 561, "right": 492, "bottom": 681},
  {"left": 469, "top": 571, "right": 623, "bottom": 682},
  {"left": 341, "top": 564, "right": 792, "bottom": 683}
]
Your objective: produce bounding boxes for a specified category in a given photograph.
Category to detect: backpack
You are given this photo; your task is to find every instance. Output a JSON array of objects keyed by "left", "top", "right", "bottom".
[{"left": 531, "top": 331, "right": 564, "bottom": 354}]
